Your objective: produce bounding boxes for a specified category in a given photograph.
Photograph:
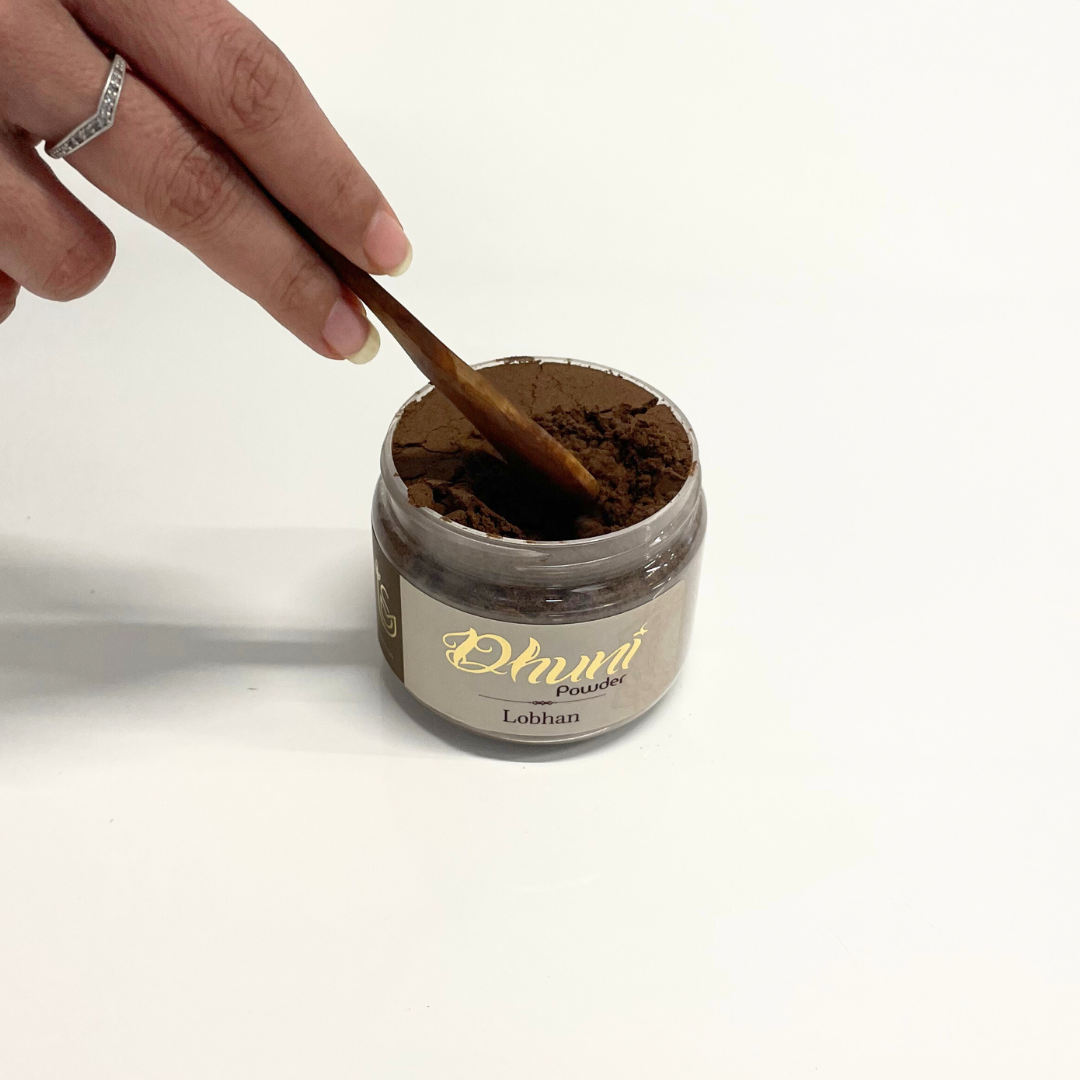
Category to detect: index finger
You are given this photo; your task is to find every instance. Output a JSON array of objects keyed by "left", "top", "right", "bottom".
[{"left": 68, "top": 0, "right": 412, "bottom": 276}]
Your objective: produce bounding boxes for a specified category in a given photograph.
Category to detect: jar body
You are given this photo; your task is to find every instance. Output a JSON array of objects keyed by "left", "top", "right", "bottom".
[{"left": 371, "top": 358, "right": 706, "bottom": 744}]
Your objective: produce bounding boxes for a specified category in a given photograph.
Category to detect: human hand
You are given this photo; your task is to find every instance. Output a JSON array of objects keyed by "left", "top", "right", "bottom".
[{"left": 0, "top": 0, "right": 411, "bottom": 363}]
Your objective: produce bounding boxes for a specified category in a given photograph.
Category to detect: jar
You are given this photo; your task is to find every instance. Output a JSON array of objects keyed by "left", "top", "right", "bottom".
[{"left": 371, "top": 357, "right": 706, "bottom": 744}]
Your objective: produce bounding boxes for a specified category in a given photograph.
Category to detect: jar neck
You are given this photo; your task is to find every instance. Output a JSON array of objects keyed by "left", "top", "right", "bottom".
[{"left": 378, "top": 358, "right": 702, "bottom": 589}]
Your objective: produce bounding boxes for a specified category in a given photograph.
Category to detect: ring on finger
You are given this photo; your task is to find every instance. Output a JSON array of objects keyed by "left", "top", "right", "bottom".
[{"left": 46, "top": 53, "right": 128, "bottom": 160}]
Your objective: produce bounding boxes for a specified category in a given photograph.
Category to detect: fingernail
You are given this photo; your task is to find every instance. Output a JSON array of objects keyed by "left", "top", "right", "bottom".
[
  {"left": 363, "top": 208, "right": 412, "bottom": 275},
  {"left": 322, "top": 296, "right": 379, "bottom": 362},
  {"left": 346, "top": 322, "right": 380, "bottom": 365},
  {"left": 387, "top": 238, "right": 412, "bottom": 278}
]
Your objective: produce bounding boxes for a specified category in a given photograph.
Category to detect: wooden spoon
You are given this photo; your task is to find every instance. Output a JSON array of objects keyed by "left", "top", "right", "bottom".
[{"left": 289, "top": 218, "right": 600, "bottom": 505}]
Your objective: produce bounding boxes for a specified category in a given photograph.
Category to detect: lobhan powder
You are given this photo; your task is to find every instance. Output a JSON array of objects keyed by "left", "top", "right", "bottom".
[
  {"left": 392, "top": 358, "right": 694, "bottom": 541},
  {"left": 372, "top": 357, "right": 706, "bottom": 743}
]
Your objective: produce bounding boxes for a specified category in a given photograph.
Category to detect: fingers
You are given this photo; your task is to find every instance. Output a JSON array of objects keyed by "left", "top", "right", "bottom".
[
  {"left": 0, "top": 4, "right": 378, "bottom": 361},
  {"left": 0, "top": 130, "right": 115, "bottom": 301},
  {"left": 0, "top": 271, "right": 20, "bottom": 324},
  {"left": 68, "top": 0, "right": 412, "bottom": 275},
  {"left": 77, "top": 77, "right": 379, "bottom": 360}
]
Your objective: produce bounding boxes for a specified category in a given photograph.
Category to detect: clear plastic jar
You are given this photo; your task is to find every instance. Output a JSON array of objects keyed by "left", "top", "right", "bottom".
[{"left": 371, "top": 358, "right": 706, "bottom": 743}]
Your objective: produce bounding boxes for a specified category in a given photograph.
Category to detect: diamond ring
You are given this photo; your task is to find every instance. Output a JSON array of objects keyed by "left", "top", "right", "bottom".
[{"left": 46, "top": 54, "right": 127, "bottom": 160}]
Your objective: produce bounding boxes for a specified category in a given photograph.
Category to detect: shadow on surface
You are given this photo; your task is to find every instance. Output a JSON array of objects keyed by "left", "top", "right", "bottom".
[
  {"left": 0, "top": 621, "right": 379, "bottom": 706},
  {"left": 0, "top": 535, "right": 378, "bottom": 709},
  {"left": 0, "top": 533, "right": 647, "bottom": 759}
]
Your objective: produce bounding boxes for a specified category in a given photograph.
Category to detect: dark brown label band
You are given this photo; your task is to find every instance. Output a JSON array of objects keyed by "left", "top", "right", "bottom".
[{"left": 372, "top": 531, "right": 404, "bottom": 683}]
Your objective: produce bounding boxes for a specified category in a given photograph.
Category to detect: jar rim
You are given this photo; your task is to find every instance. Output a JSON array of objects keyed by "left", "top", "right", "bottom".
[{"left": 378, "top": 356, "right": 701, "bottom": 553}]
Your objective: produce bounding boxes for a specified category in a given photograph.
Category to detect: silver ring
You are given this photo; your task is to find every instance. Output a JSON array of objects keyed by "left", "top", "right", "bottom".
[{"left": 46, "top": 54, "right": 127, "bottom": 160}]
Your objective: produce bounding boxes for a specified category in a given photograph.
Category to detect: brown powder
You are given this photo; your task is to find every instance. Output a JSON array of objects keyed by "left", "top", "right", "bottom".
[{"left": 391, "top": 359, "right": 694, "bottom": 541}]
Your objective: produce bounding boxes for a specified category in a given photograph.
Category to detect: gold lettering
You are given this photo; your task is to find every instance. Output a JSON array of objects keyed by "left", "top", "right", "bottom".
[
  {"left": 509, "top": 639, "right": 552, "bottom": 684},
  {"left": 442, "top": 629, "right": 512, "bottom": 674},
  {"left": 375, "top": 566, "right": 397, "bottom": 638},
  {"left": 442, "top": 623, "right": 649, "bottom": 680},
  {"left": 544, "top": 656, "right": 569, "bottom": 684},
  {"left": 584, "top": 643, "right": 632, "bottom": 680},
  {"left": 621, "top": 625, "right": 648, "bottom": 669},
  {"left": 544, "top": 655, "right": 591, "bottom": 685}
]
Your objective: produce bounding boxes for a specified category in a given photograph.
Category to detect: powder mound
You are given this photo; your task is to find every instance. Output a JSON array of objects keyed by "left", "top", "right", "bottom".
[{"left": 392, "top": 359, "right": 693, "bottom": 542}]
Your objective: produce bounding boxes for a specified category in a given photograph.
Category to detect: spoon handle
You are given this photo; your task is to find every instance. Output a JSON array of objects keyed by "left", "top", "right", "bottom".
[{"left": 292, "top": 219, "right": 599, "bottom": 504}]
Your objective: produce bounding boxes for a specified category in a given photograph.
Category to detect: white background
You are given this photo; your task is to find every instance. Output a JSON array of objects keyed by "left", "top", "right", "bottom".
[{"left": 2, "top": 1, "right": 1079, "bottom": 1076}]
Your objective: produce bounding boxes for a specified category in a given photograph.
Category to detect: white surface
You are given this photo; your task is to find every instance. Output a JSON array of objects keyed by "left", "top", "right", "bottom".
[{"left": 1, "top": 1, "right": 1079, "bottom": 1076}]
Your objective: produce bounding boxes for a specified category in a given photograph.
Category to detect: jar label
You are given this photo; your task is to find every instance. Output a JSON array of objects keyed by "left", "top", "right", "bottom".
[{"left": 374, "top": 536, "right": 687, "bottom": 739}]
